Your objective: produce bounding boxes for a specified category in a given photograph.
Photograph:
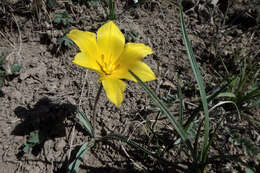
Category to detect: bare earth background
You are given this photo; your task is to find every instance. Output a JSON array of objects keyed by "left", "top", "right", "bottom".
[{"left": 0, "top": 0, "right": 259, "bottom": 172}]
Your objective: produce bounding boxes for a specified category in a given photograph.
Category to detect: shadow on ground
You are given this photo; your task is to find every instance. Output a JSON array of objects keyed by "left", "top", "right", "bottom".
[{"left": 12, "top": 97, "right": 77, "bottom": 158}]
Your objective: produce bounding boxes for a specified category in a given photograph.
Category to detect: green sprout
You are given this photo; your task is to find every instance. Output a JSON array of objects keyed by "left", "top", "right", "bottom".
[
  {"left": 54, "top": 10, "right": 73, "bottom": 26},
  {"left": 57, "top": 35, "right": 73, "bottom": 48}
]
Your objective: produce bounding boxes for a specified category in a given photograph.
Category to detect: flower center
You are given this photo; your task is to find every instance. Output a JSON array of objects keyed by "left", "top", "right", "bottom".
[{"left": 96, "top": 54, "right": 120, "bottom": 76}]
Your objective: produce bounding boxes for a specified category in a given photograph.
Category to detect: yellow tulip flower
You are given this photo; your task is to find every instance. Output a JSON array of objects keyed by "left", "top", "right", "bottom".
[{"left": 67, "top": 21, "right": 156, "bottom": 107}]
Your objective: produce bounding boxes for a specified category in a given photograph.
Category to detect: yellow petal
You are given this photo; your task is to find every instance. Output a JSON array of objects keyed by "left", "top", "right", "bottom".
[
  {"left": 102, "top": 79, "right": 126, "bottom": 107},
  {"left": 125, "top": 61, "right": 156, "bottom": 82},
  {"left": 67, "top": 30, "right": 99, "bottom": 59},
  {"left": 108, "top": 43, "right": 153, "bottom": 81},
  {"left": 72, "top": 52, "right": 101, "bottom": 72},
  {"left": 117, "top": 43, "right": 153, "bottom": 66},
  {"left": 97, "top": 21, "right": 125, "bottom": 63}
]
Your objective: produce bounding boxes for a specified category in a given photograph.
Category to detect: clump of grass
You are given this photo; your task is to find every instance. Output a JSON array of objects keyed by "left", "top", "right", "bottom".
[{"left": 218, "top": 58, "right": 260, "bottom": 112}]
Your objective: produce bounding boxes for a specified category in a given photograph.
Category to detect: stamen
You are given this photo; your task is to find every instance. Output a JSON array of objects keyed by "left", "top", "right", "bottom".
[
  {"left": 101, "top": 54, "right": 105, "bottom": 62},
  {"left": 96, "top": 54, "right": 117, "bottom": 76},
  {"left": 114, "top": 64, "right": 120, "bottom": 70},
  {"left": 96, "top": 60, "right": 107, "bottom": 74}
]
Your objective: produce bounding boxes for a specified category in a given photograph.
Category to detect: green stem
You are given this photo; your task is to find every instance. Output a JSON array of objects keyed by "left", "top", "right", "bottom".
[
  {"left": 109, "top": 0, "right": 115, "bottom": 20},
  {"left": 93, "top": 84, "right": 103, "bottom": 137}
]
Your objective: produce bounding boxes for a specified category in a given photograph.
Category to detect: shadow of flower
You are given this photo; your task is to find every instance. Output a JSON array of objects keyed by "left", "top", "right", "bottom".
[{"left": 12, "top": 97, "right": 77, "bottom": 157}]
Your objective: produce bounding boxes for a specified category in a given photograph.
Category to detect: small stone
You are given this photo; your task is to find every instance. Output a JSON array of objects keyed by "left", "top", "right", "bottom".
[{"left": 54, "top": 139, "right": 66, "bottom": 151}]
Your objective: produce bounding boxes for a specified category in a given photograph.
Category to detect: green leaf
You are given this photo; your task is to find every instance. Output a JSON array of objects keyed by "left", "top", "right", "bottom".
[
  {"left": 108, "top": 0, "right": 115, "bottom": 20},
  {"left": 245, "top": 167, "right": 255, "bottom": 173},
  {"left": 217, "top": 92, "right": 236, "bottom": 98},
  {"left": 256, "top": 153, "right": 260, "bottom": 160},
  {"left": 62, "top": 19, "right": 67, "bottom": 26},
  {"left": 178, "top": 2, "right": 209, "bottom": 163},
  {"left": 205, "top": 113, "right": 227, "bottom": 163},
  {"left": 68, "top": 142, "right": 94, "bottom": 173},
  {"left": 11, "top": 64, "right": 22, "bottom": 73},
  {"left": 193, "top": 121, "right": 203, "bottom": 161},
  {"left": 54, "top": 17, "right": 61, "bottom": 24},
  {"left": 47, "top": 0, "right": 58, "bottom": 9},
  {"left": 177, "top": 76, "right": 183, "bottom": 124},
  {"left": 57, "top": 35, "right": 73, "bottom": 48},
  {"left": 27, "top": 130, "right": 40, "bottom": 144},
  {"left": 131, "top": 29, "right": 139, "bottom": 38},
  {"left": 53, "top": 11, "right": 73, "bottom": 26},
  {"left": 22, "top": 130, "right": 40, "bottom": 154},
  {"left": 77, "top": 109, "right": 94, "bottom": 138},
  {"left": 23, "top": 143, "right": 30, "bottom": 154}
]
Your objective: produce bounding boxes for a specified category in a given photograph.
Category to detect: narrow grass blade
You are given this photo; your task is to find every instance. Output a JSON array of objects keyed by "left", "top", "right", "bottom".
[
  {"left": 217, "top": 92, "right": 236, "bottom": 98},
  {"left": 203, "top": 114, "right": 226, "bottom": 163},
  {"left": 178, "top": 2, "right": 209, "bottom": 163},
  {"left": 193, "top": 120, "right": 203, "bottom": 163},
  {"left": 108, "top": 0, "right": 115, "bottom": 20},
  {"left": 236, "top": 59, "right": 247, "bottom": 94},
  {"left": 177, "top": 76, "right": 184, "bottom": 124},
  {"left": 129, "top": 71, "right": 193, "bottom": 153},
  {"left": 77, "top": 109, "right": 94, "bottom": 138},
  {"left": 68, "top": 142, "right": 94, "bottom": 173}
]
